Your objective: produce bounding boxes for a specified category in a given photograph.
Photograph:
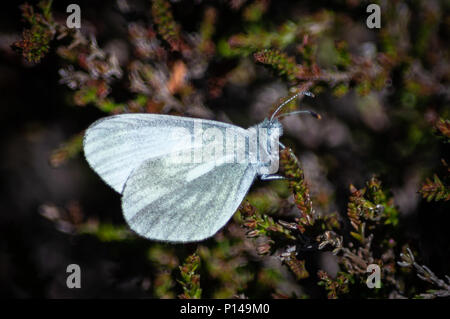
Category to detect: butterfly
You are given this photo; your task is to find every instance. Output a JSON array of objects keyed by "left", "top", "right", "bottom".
[{"left": 83, "top": 91, "right": 317, "bottom": 242}]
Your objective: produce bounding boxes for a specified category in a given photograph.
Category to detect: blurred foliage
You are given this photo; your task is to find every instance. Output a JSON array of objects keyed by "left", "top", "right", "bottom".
[
  {"left": 12, "top": 0, "right": 56, "bottom": 63},
  {"left": 9, "top": 0, "right": 450, "bottom": 298},
  {"left": 178, "top": 253, "right": 202, "bottom": 299}
]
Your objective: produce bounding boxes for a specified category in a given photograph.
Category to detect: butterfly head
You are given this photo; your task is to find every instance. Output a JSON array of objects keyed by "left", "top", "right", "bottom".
[{"left": 259, "top": 117, "right": 283, "bottom": 140}]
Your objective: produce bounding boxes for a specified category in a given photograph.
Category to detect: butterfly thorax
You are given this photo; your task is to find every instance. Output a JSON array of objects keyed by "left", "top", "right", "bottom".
[{"left": 249, "top": 118, "right": 283, "bottom": 175}]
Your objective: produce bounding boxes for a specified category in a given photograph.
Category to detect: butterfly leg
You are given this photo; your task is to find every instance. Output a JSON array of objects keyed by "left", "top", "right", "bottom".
[
  {"left": 260, "top": 174, "right": 287, "bottom": 181},
  {"left": 278, "top": 141, "right": 286, "bottom": 149}
]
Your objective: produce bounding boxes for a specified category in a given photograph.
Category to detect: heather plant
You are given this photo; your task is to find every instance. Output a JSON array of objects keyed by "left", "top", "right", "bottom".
[{"left": 7, "top": 0, "right": 449, "bottom": 298}]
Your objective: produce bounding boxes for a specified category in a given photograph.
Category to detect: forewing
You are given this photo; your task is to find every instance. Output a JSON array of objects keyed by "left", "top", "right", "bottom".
[
  {"left": 83, "top": 113, "right": 248, "bottom": 193},
  {"left": 121, "top": 156, "right": 257, "bottom": 242}
]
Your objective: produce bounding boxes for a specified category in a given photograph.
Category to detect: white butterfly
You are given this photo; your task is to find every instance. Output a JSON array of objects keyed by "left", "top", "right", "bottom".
[{"left": 83, "top": 91, "right": 316, "bottom": 242}]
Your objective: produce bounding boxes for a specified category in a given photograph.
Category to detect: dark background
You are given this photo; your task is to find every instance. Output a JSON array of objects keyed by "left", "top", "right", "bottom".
[{"left": 0, "top": 0, "right": 449, "bottom": 298}]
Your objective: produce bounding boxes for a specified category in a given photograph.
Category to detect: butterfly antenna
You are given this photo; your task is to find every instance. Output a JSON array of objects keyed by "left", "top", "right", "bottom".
[
  {"left": 270, "top": 91, "right": 315, "bottom": 122},
  {"left": 276, "top": 110, "right": 322, "bottom": 120}
]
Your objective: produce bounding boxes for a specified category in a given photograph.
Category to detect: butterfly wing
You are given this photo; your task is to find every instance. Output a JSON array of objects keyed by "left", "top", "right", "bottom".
[
  {"left": 83, "top": 113, "right": 248, "bottom": 193},
  {"left": 121, "top": 156, "right": 257, "bottom": 242}
]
